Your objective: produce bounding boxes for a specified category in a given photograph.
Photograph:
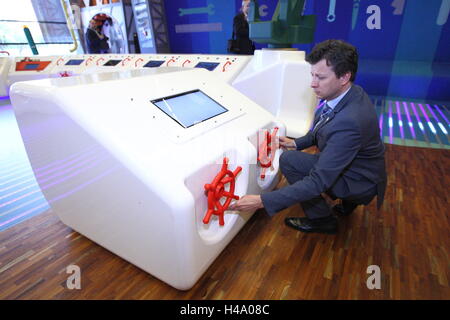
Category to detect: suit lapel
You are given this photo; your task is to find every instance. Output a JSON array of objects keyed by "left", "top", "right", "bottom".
[
  {"left": 332, "top": 85, "right": 356, "bottom": 114},
  {"left": 312, "top": 111, "right": 335, "bottom": 135}
]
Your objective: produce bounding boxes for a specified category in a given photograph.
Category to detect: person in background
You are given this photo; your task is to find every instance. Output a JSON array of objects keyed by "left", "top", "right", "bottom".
[
  {"left": 102, "top": 17, "right": 123, "bottom": 54},
  {"left": 232, "top": 0, "right": 255, "bottom": 55},
  {"left": 85, "top": 17, "right": 110, "bottom": 54},
  {"left": 229, "top": 40, "right": 387, "bottom": 235}
]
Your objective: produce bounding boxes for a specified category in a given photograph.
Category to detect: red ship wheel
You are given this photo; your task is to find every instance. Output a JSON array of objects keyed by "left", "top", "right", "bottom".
[
  {"left": 257, "top": 127, "right": 279, "bottom": 179},
  {"left": 203, "top": 157, "right": 242, "bottom": 226}
]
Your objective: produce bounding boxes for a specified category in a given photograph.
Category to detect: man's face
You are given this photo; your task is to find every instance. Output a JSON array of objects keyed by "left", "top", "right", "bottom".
[
  {"left": 310, "top": 59, "right": 347, "bottom": 101},
  {"left": 243, "top": 1, "right": 250, "bottom": 15}
]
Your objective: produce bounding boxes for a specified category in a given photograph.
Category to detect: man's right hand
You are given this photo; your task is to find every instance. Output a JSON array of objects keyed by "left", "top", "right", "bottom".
[{"left": 279, "top": 136, "right": 296, "bottom": 149}]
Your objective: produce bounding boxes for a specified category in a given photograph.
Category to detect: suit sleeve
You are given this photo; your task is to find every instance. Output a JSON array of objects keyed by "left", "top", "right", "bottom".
[
  {"left": 261, "top": 119, "right": 362, "bottom": 215},
  {"left": 294, "top": 131, "right": 314, "bottom": 150}
]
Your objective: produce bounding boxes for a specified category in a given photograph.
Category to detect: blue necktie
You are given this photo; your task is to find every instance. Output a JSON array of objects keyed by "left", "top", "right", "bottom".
[{"left": 313, "top": 104, "right": 333, "bottom": 132}]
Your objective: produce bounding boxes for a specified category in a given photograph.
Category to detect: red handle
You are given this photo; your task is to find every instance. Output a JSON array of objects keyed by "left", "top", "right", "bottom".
[
  {"left": 85, "top": 56, "right": 94, "bottom": 66},
  {"left": 222, "top": 61, "right": 232, "bottom": 72},
  {"left": 121, "top": 56, "right": 132, "bottom": 66},
  {"left": 135, "top": 58, "right": 144, "bottom": 67},
  {"left": 96, "top": 57, "right": 105, "bottom": 66},
  {"left": 257, "top": 127, "right": 279, "bottom": 179}
]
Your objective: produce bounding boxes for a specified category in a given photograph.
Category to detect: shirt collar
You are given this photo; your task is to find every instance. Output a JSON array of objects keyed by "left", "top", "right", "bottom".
[{"left": 325, "top": 86, "right": 352, "bottom": 110}]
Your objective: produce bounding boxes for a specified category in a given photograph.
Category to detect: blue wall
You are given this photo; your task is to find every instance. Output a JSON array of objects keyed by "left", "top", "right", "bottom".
[{"left": 163, "top": 0, "right": 450, "bottom": 102}]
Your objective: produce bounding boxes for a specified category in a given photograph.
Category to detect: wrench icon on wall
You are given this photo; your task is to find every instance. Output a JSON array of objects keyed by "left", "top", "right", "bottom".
[
  {"left": 327, "top": 0, "right": 336, "bottom": 22},
  {"left": 178, "top": 3, "right": 215, "bottom": 17}
]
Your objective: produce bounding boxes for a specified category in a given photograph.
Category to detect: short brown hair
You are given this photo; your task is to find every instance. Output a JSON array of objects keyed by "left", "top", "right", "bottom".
[{"left": 306, "top": 39, "right": 358, "bottom": 82}]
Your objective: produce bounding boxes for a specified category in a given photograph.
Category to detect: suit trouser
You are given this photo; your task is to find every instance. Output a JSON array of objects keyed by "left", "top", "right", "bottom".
[{"left": 279, "top": 150, "right": 377, "bottom": 219}]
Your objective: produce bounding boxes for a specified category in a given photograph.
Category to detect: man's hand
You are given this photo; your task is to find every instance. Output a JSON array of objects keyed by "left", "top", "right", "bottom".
[
  {"left": 279, "top": 136, "right": 296, "bottom": 149},
  {"left": 228, "top": 195, "right": 264, "bottom": 212}
]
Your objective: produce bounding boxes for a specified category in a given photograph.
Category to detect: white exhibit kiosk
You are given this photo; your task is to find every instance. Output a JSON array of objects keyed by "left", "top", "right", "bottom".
[
  {"left": 233, "top": 49, "right": 317, "bottom": 137},
  {"left": 4, "top": 50, "right": 316, "bottom": 134},
  {"left": 10, "top": 67, "right": 285, "bottom": 290},
  {"left": 0, "top": 57, "right": 11, "bottom": 96}
]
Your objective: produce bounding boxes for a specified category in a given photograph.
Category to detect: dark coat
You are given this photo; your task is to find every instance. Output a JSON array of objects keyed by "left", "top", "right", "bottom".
[
  {"left": 232, "top": 12, "right": 255, "bottom": 55},
  {"left": 86, "top": 28, "right": 109, "bottom": 54}
]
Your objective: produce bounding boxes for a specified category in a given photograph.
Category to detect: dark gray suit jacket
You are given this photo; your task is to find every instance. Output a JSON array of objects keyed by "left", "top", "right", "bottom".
[{"left": 261, "top": 85, "right": 387, "bottom": 215}]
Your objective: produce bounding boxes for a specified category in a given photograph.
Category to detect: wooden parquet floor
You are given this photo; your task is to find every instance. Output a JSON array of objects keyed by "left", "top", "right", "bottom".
[{"left": 0, "top": 144, "right": 449, "bottom": 299}]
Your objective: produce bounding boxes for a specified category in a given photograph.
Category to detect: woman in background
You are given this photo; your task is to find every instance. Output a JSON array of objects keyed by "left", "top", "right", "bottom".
[
  {"left": 85, "top": 17, "right": 110, "bottom": 54},
  {"left": 232, "top": 0, "right": 255, "bottom": 55}
]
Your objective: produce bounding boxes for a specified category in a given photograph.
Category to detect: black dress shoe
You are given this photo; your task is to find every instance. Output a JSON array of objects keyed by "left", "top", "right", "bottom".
[
  {"left": 333, "top": 201, "right": 358, "bottom": 216},
  {"left": 284, "top": 216, "right": 337, "bottom": 234}
]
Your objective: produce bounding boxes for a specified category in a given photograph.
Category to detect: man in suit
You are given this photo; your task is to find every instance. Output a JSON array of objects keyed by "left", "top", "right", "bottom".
[
  {"left": 229, "top": 39, "right": 387, "bottom": 234},
  {"left": 232, "top": 0, "right": 255, "bottom": 55}
]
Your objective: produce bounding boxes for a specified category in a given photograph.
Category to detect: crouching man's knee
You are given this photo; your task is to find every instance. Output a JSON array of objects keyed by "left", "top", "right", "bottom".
[{"left": 279, "top": 150, "right": 296, "bottom": 175}]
